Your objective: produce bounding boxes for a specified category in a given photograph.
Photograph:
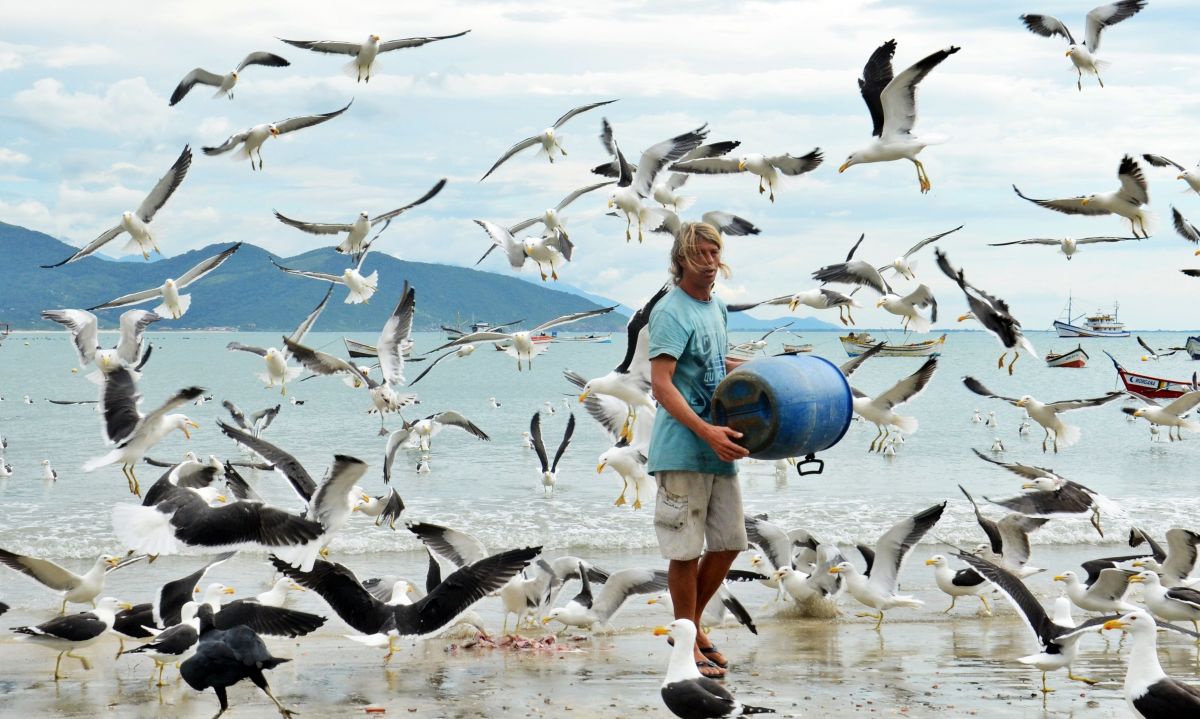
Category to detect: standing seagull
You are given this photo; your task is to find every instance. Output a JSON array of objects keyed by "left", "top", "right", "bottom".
[
  {"left": 936, "top": 249, "right": 1036, "bottom": 374},
  {"left": 1142, "top": 154, "right": 1200, "bottom": 196},
  {"left": 925, "top": 555, "right": 990, "bottom": 614},
  {"left": 1128, "top": 571, "right": 1200, "bottom": 635},
  {"left": 1103, "top": 610, "right": 1200, "bottom": 717},
  {"left": 479, "top": 100, "right": 617, "bottom": 180},
  {"left": 957, "top": 552, "right": 1112, "bottom": 693},
  {"left": 169, "top": 51, "right": 290, "bottom": 105},
  {"left": 851, "top": 358, "right": 938, "bottom": 451},
  {"left": 829, "top": 502, "right": 946, "bottom": 629},
  {"left": 1020, "top": 1, "right": 1148, "bottom": 91},
  {"left": 653, "top": 619, "right": 776, "bottom": 719},
  {"left": 963, "top": 377, "right": 1122, "bottom": 452},
  {"left": 12, "top": 597, "right": 133, "bottom": 680},
  {"left": 41, "top": 147, "right": 193, "bottom": 267},
  {"left": 281, "top": 31, "right": 470, "bottom": 83},
  {"left": 425, "top": 305, "right": 616, "bottom": 371},
  {"left": 531, "top": 412, "right": 575, "bottom": 494},
  {"left": 227, "top": 287, "right": 331, "bottom": 395},
  {"left": 86, "top": 243, "right": 242, "bottom": 319},
  {"left": 1013, "top": 155, "right": 1152, "bottom": 237},
  {"left": 273, "top": 178, "right": 447, "bottom": 263},
  {"left": 202, "top": 101, "right": 352, "bottom": 171},
  {"left": 839, "top": 40, "right": 961, "bottom": 194}
]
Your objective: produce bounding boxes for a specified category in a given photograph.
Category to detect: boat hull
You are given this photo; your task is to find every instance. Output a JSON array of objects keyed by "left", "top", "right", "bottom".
[
  {"left": 1053, "top": 320, "right": 1130, "bottom": 338},
  {"left": 1107, "top": 352, "right": 1196, "bottom": 399},
  {"left": 1045, "top": 346, "right": 1088, "bottom": 368},
  {"left": 840, "top": 334, "right": 945, "bottom": 358}
]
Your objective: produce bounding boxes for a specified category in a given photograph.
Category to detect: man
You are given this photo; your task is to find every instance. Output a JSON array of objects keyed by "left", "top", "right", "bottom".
[{"left": 647, "top": 221, "right": 749, "bottom": 679}]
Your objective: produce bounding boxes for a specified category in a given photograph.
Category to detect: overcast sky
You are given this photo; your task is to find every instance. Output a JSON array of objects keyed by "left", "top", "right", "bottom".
[{"left": 2, "top": 0, "right": 1198, "bottom": 328}]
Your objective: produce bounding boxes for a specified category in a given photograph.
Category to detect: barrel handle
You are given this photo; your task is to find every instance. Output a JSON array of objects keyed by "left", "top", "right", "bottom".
[{"left": 795, "top": 454, "right": 824, "bottom": 476}]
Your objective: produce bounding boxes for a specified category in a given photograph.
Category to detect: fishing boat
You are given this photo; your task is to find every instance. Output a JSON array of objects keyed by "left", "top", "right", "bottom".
[
  {"left": 1106, "top": 351, "right": 1197, "bottom": 399},
  {"left": 1187, "top": 336, "right": 1200, "bottom": 360},
  {"left": 1044, "top": 344, "right": 1089, "bottom": 368},
  {"left": 840, "top": 332, "right": 946, "bottom": 358},
  {"left": 553, "top": 333, "right": 613, "bottom": 343},
  {"left": 1053, "top": 294, "right": 1130, "bottom": 338},
  {"left": 492, "top": 334, "right": 553, "bottom": 351},
  {"left": 343, "top": 338, "right": 416, "bottom": 359},
  {"left": 782, "top": 343, "right": 814, "bottom": 354}
]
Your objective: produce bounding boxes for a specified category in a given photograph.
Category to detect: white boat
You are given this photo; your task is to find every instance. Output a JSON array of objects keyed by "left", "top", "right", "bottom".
[
  {"left": 782, "top": 343, "right": 813, "bottom": 354},
  {"left": 1044, "top": 344, "right": 1088, "bottom": 368},
  {"left": 840, "top": 332, "right": 946, "bottom": 358},
  {"left": 1053, "top": 294, "right": 1129, "bottom": 338}
]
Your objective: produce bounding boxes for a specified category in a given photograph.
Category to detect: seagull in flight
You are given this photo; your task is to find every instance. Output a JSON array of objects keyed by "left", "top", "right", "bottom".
[
  {"left": 169, "top": 51, "right": 290, "bottom": 105},
  {"left": 281, "top": 31, "right": 470, "bottom": 83},
  {"left": 1013, "top": 154, "right": 1151, "bottom": 238},
  {"left": 1020, "top": 1, "right": 1148, "bottom": 91},
  {"left": 479, "top": 100, "right": 617, "bottom": 181},
  {"left": 202, "top": 101, "right": 352, "bottom": 171}
]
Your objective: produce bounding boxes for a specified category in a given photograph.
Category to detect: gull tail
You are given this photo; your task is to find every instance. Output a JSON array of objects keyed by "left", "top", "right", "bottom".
[
  {"left": 82, "top": 449, "right": 121, "bottom": 473},
  {"left": 737, "top": 704, "right": 777, "bottom": 715},
  {"left": 273, "top": 540, "right": 324, "bottom": 573},
  {"left": 906, "top": 314, "right": 932, "bottom": 333},
  {"left": 112, "top": 504, "right": 180, "bottom": 556},
  {"left": 892, "top": 414, "right": 919, "bottom": 436},
  {"left": 891, "top": 595, "right": 923, "bottom": 609},
  {"left": 345, "top": 273, "right": 379, "bottom": 304},
  {"left": 154, "top": 294, "right": 191, "bottom": 319},
  {"left": 122, "top": 235, "right": 150, "bottom": 256},
  {"left": 1054, "top": 422, "right": 1082, "bottom": 448},
  {"left": 342, "top": 57, "right": 373, "bottom": 81},
  {"left": 918, "top": 133, "right": 950, "bottom": 147}
]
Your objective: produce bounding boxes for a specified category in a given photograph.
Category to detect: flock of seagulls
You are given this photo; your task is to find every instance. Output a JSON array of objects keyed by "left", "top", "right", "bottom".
[{"left": 3, "top": 5, "right": 1199, "bottom": 719}]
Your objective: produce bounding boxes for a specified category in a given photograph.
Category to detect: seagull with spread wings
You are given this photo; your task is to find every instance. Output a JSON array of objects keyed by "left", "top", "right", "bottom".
[
  {"left": 963, "top": 377, "right": 1122, "bottom": 452},
  {"left": 274, "top": 179, "right": 446, "bottom": 263},
  {"left": 425, "top": 305, "right": 617, "bottom": 371},
  {"left": 876, "top": 284, "right": 937, "bottom": 333},
  {"left": 227, "top": 287, "right": 331, "bottom": 395},
  {"left": 202, "top": 101, "right": 351, "bottom": 170},
  {"left": 668, "top": 147, "right": 823, "bottom": 203},
  {"left": 812, "top": 233, "right": 893, "bottom": 296},
  {"left": 531, "top": 412, "right": 575, "bottom": 494},
  {"left": 1143, "top": 154, "right": 1200, "bottom": 195},
  {"left": 41, "top": 147, "right": 192, "bottom": 267},
  {"left": 987, "top": 234, "right": 1140, "bottom": 259},
  {"left": 472, "top": 220, "right": 574, "bottom": 282},
  {"left": 273, "top": 241, "right": 378, "bottom": 304},
  {"left": 281, "top": 31, "right": 470, "bottom": 83},
  {"left": 169, "top": 51, "right": 289, "bottom": 105},
  {"left": 599, "top": 118, "right": 709, "bottom": 242},
  {"left": 936, "top": 249, "right": 1036, "bottom": 374},
  {"left": 1123, "top": 390, "right": 1200, "bottom": 441},
  {"left": 1013, "top": 155, "right": 1152, "bottom": 237},
  {"left": 42, "top": 308, "right": 159, "bottom": 382},
  {"left": 839, "top": 40, "right": 960, "bottom": 194},
  {"left": 478, "top": 100, "right": 616, "bottom": 180},
  {"left": 853, "top": 358, "right": 938, "bottom": 452},
  {"left": 86, "top": 243, "right": 241, "bottom": 320},
  {"left": 383, "top": 412, "right": 490, "bottom": 483},
  {"left": 1020, "top": 1, "right": 1148, "bottom": 91}
]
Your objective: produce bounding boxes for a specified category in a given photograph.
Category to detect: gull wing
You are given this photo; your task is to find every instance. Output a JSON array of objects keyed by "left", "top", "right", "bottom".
[
  {"left": 172, "top": 242, "right": 242, "bottom": 289},
  {"left": 1116, "top": 155, "right": 1149, "bottom": 205},
  {"left": 858, "top": 39, "right": 896, "bottom": 137},
  {"left": 424, "top": 331, "right": 512, "bottom": 354},
  {"left": 288, "top": 286, "right": 334, "bottom": 347},
  {"left": 532, "top": 305, "right": 617, "bottom": 333},
  {"left": 479, "top": 136, "right": 541, "bottom": 182},
  {"left": 379, "top": 30, "right": 471, "bottom": 52},
  {"left": 896, "top": 225, "right": 963, "bottom": 261},
  {"left": 101, "top": 367, "right": 143, "bottom": 445},
  {"left": 1172, "top": 207, "right": 1200, "bottom": 244},
  {"left": 988, "top": 238, "right": 1061, "bottom": 247},
  {"left": 236, "top": 51, "right": 290, "bottom": 72},
  {"left": 283, "top": 337, "right": 370, "bottom": 385},
  {"left": 551, "top": 413, "right": 575, "bottom": 473},
  {"left": 743, "top": 514, "right": 795, "bottom": 571},
  {"left": 1045, "top": 392, "right": 1123, "bottom": 412},
  {"left": 971, "top": 448, "right": 1059, "bottom": 481},
  {"left": 308, "top": 455, "right": 368, "bottom": 528},
  {"left": 381, "top": 425, "right": 415, "bottom": 484},
  {"left": 267, "top": 555, "right": 393, "bottom": 635},
  {"left": 765, "top": 149, "right": 824, "bottom": 176},
  {"left": 226, "top": 342, "right": 268, "bottom": 357},
  {"left": 0, "top": 549, "right": 82, "bottom": 591},
  {"left": 273, "top": 100, "right": 353, "bottom": 136},
  {"left": 1162, "top": 390, "right": 1200, "bottom": 416},
  {"left": 699, "top": 211, "right": 760, "bottom": 236},
  {"left": 430, "top": 411, "right": 489, "bottom": 440},
  {"left": 879, "top": 45, "right": 959, "bottom": 140},
  {"left": 278, "top": 38, "right": 362, "bottom": 56},
  {"left": 959, "top": 484, "right": 1003, "bottom": 554},
  {"left": 217, "top": 420, "right": 316, "bottom": 502},
  {"left": 1073, "top": 236, "right": 1141, "bottom": 245},
  {"left": 407, "top": 521, "right": 488, "bottom": 568},
  {"left": 1019, "top": 14, "right": 1076, "bottom": 44},
  {"left": 1012, "top": 185, "right": 1110, "bottom": 216},
  {"left": 812, "top": 259, "right": 890, "bottom": 295},
  {"left": 1163, "top": 528, "right": 1200, "bottom": 581},
  {"left": 87, "top": 285, "right": 162, "bottom": 312},
  {"left": 996, "top": 514, "right": 1048, "bottom": 568},
  {"left": 41, "top": 309, "right": 99, "bottom": 365},
  {"left": 116, "top": 310, "right": 161, "bottom": 365},
  {"left": 140, "top": 385, "right": 205, "bottom": 434},
  {"left": 169, "top": 68, "right": 225, "bottom": 106},
  {"left": 632, "top": 125, "right": 709, "bottom": 198},
  {"left": 1142, "top": 154, "right": 1186, "bottom": 171},
  {"left": 273, "top": 210, "right": 353, "bottom": 235},
  {"left": 551, "top": 99, "right": 617, "bottom": 129},
  {"left": 599, "top": 118, "right": 635, "bottom": 188},
  {"left": 371, "top": 178, "right": 448, "bottom": 228},
  {"left": 615, "top": 283, "right": 670, "bottom": 379},
  {"left": 136, "top": 146, "right": 193, "bottom": 222},
  {"left": 961, "top": 376, "right": 1023, "bottom": 405},
  {"left": 272, "top": 260, "right": 343, "bottom": 284},
  {"left": 838, "top": 341, "right": 885, "bottom": 377},
  {"left": 376, "top": 282, "right": 415, "bottom": 387},
  {"left": 39, "top": 224, "right": 126, "bottom": 267},
  {"left": 201, "top": 130, "right": 251, "bottom": 156},
  {"left": 865, "top": 503, "right": 946, "bottom": 596},
  {"left": 667, "top": 157, "right": 742, "bottom": 175},
  {"left": 591, "top": 568, "right": 669, "bottom": 625},
  {"left": 530, "top": 412, "right": 549, "bottom": 473},
  {"left": 473, "top": 220, "right": 526, "bottom": 269},
  {"left": 872, "top": 357, "right": 937, "bottom": 410},
  {"left": 554, "top": 180, "right": 615, "bottom": 212},
  {"left": 1085, "top": 0, "right": 1147, "bottom": 53},
  {"left": 407, "top": 348, "right": 459, "bottom": 387},
  {"left": 956, "top": 552, "right": 1058, "bottom": 647}
]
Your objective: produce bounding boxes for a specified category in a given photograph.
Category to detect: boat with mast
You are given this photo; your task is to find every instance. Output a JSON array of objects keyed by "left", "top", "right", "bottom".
[{"left": 1053, "top": 294, "right": 1130, "bottom": 338}]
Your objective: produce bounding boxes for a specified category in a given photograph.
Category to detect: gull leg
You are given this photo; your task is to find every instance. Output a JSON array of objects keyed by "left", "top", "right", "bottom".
[
  {"left": 768, "top": 181, "right": 775, "bottom": 203},
  {"left": 869, "top": 425, "right": 883, "bottom": 452},
  {"left": 60, "top": 597, "right": 68, "bottom": 615},
  {"left": 116, "top": 636, "right": 125, "bottom": 659},
  {"left": 1076, "top": 68, "right": 1083, "bottom": 92},
  {"left": 1041, "top": 671, "right": 1054, "bottom": 693},
  {"left": 262, "top": 686, "right": 297, "bottom": 719},
  {"left": 846, "top": 308, "right": 855, "bottom": 325},
  {"left": 383, "top": 636, "right": 397, "bottom": 665},
  {"left": 615, "top": 479, "right": 628, "bottom": 506},
  {"left": 1052, "top": 431, "right": 1059, "bottom": 454},
  {"left": 757, "top": 178, "right": 764, "bottom": 195},
  {"left": 54, "top": 652, "right": 66, "bottom": 680},
  {"left": 1095, "top": 71, "right": 1104, "bottom": 89},
  {"left": 943, "top": 597, "right": 957, "bottom": 614},
  {"left": 625, "top": 216, "right": 632, "bottom": 242},
  {"left": 1041, "top": 428, "right": 1049, "bottom": 453},
  {"left": 1090, "top": 509, "right": 1103, "bottom": 537},
  {"left": 633, "top": 486, "right": 643, "bottom": 510},
  {"left": 1008, "top": 352, "right": 1019, "bottom": 375},
  {"left": 156, "top": 661, "right": 167, "bottom": 687},
  {"left": 997, "top": 352, "right": 1007, "bottom": 370},
  {"left": 558, "top": 141, "right": 568, "bottom": 157},
  {"left": 978, "top": 595, "right": 992, "bottom": 615},
  {"left": 1068, "top": 668, "right": 1099, "bottom": 685},
  {"left": 67, "top": 650, "right": 92, "bottom": 670}
]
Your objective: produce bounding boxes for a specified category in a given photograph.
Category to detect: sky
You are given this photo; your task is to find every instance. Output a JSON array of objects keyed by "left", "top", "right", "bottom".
[{"left": 1, "top": 0, "right": 1198, "bottom": 329}]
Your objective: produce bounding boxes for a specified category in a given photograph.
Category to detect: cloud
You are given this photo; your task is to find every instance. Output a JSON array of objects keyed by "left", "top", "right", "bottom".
[
  {"left": 42, "top": 44, "right": 122, "bottom": 69},
  {"left": 0, "top": 147, "right": 30, "bottom": 165},
  {"left": 13, "top": 77, "right": 169, "bottom": 137},
  {"left": 0, "top": 44, "right": 22, "bottom": 71}
]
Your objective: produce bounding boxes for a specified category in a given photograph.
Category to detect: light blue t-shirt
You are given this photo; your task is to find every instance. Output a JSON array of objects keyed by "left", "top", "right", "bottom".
[{"left": 646, "top": 285, "right": 735, "bottom": 476}]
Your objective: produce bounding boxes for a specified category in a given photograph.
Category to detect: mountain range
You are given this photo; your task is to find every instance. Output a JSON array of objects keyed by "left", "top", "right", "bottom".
[{"left": 0, "top": 221, "right": 834, "bottom": 332}]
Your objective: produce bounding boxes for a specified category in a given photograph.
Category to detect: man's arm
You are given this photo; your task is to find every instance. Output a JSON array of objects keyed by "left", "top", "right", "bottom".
[{"left": 650, "top": 355, "right": 748, "bottom": 463}]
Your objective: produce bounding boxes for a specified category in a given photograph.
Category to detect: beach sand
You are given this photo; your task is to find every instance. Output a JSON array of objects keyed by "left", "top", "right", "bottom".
[{"left": 0, "top": 548, "right": 1192, "bottom": 718}]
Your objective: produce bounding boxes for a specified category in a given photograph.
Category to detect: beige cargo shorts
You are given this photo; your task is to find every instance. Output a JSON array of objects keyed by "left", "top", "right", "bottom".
[{"left": 653, "top": 471, "right": 748, "bottom": 561}]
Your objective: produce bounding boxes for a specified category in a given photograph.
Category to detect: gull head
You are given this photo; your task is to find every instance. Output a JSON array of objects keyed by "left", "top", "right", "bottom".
[
  {"left": 121, "top": 210, "right": 134, "bottom": 222},
  {"left": 838, "top": 154, "right": 860, "bottom": 173},
  {"left": 956, "top": 311, "right": 976, "bottom": 323},
  {"left": 925, "top": 555, "right": 947, "bottom": 568},
  {"left": 1052, "top": 571, "right": 1077, "bottom": 584},
  {"left": 1128, "top": 570, "right": 1155, "bottom": 586},
  {"left": 230, "top": 71, "right": 238, "bottom": 80},
  {"left": 1021, "top": 477, "right": 1057, "bottom": 492},
  {"left": 268, "top": 124, "right": 280, "bottom": 136},
  {"left": 42, "top": 459, "right": 50, "bottom": 467},
  {"left": 1080, "top": 194, "right": 1096, "bottom": 206},
  {"left": 1014, "top": 395, "right": 1032, "bottom": 407},
  {"left": 653, "top": 618, "right": 696, "bottom": 641},
  {"left": 829, "top": 561, "right": 854, "bottom": 575},
  {"left": 370, "top": 34, "right": 381, "bottom": 43},
  {"left": 359, "top": 211, "right": 370, "bottom": 220},
  {"left": 1103, "top": 610, "right": 1156, "bottom": 635},
  {"left": 172, "top": 415, "right": 200, "bottom": 439}
]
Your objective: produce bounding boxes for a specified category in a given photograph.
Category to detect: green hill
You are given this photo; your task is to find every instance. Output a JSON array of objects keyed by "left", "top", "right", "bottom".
[{"left": 0, "top": 221, "right": 628, "bottom": 332}]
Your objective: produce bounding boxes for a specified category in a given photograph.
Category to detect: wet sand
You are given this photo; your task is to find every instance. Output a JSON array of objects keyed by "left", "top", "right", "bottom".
[{"left": 2, "top": 547, "right": 1197, "bottom": 718}]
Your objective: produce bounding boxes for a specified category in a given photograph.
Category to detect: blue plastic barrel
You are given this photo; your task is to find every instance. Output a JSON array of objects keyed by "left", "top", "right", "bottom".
[{"left": 712, "top": 354, "right": 852, "bottom": 462}]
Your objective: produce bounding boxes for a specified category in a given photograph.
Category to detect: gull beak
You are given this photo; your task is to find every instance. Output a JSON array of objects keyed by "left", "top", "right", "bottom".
[
  {"left": 924, "top": 558, "right": 937, "bottom": 566},
  {"left": 646, "top": 597, "right": 659, "bottom": 605},
  {"left": 1015, "top": 399, "right": 1028, "bottom": 408},
  {"left": 216, "top": 495, "right": 227, "bottom": 503},
  {"left": 1194, "top": 249, "right": 1200, "bottom": 256},
  {"left": 193, "top": 587, "right": 200, "bottom": 594},
  {"left": 607, "top": 199, "right": 614, "bottom": 208},
  {"left": 1103, "top": 619, "right": 1128, "bottom": 631},
  {"left": 1131, "top": 561, "right": 1145, "bottom": 568},
  {"left": 1080, "top": 198, "right": 1089, "bottom": 206},
  {"left": 181, "top": 426, "right": 191, "bottom": 439},
  {"left": 737, "top": 160, "right": 746, "bottom": 171},
  {"left": 652, "top": 626, "right": 670, "bottom": 636},
  {"left": 578, "top": 390, "right": 590, "bottom": 403},
  {"left": 828, "top": 566, "right": 842, "bottom": 575},
  {"left": 102, "top": 356, "right": 111, "bottom": 369},
  {"left": 838, "top": 161, "right": 851, "bottom": 173},
  {"left": 1065, "top": 49, "right": 1073, "bottom": 57},
  {"left": 596, "top": 463, "right": 606, "bottom": 473},
  {"left": 788, "top": 300, "right": 798, "bottom": 311},
  {"left": 120, "top": 602, "right": 135, "bottom": 611},
  {"left": 1179, "top": 174, "right": 1187, "bottom": 181},
  {"left": 541, "top": 617, "right": 553, "bottom": 625},
  {"left": 105, "top": 557, "right": 121, "bottom": 568},
  {"left": 956, "top": 313, "right": 971, "bottom": 323},
  {"left": 875, "top": 299, "right": 885, "bottom": 308},
  {"left": 1128, "top": 575, "right": 1145, "bottom": 584},
  {"left": 361, "top": 493, "right": 372, "bottom": 502},
  {"left": 1021, "top": 483, "right": 1037, "bottom": 490},
  {"left": 290, "top": 583, "right": 307, "bottom": 592},
  {"left": 270, "top": 127, "right": 280, "bottom": 136},
  {"left": 223, "top": 587, "right": 236, "bottom": 595},
  {"left": 1053, "top": 575, "right": 1067, "bottom": 582}
]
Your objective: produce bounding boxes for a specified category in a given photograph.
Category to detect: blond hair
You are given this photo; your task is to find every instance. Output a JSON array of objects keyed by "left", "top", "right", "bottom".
[{"left": 668, "top": 222, "right": 731, "bottom": 284}]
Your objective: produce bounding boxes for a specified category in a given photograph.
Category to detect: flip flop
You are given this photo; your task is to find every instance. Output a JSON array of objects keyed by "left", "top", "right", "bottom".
[
  {"left": 695, "top": 659, "right": 725, "bottom": 679},
  {"left": 699, "top": 644, "right": 728, "bottom": 669}
]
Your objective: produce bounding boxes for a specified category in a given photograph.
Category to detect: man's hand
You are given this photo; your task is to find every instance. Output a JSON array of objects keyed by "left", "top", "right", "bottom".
[{"left": 699, "top": 423, "right": 749, "bottom": 462}]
